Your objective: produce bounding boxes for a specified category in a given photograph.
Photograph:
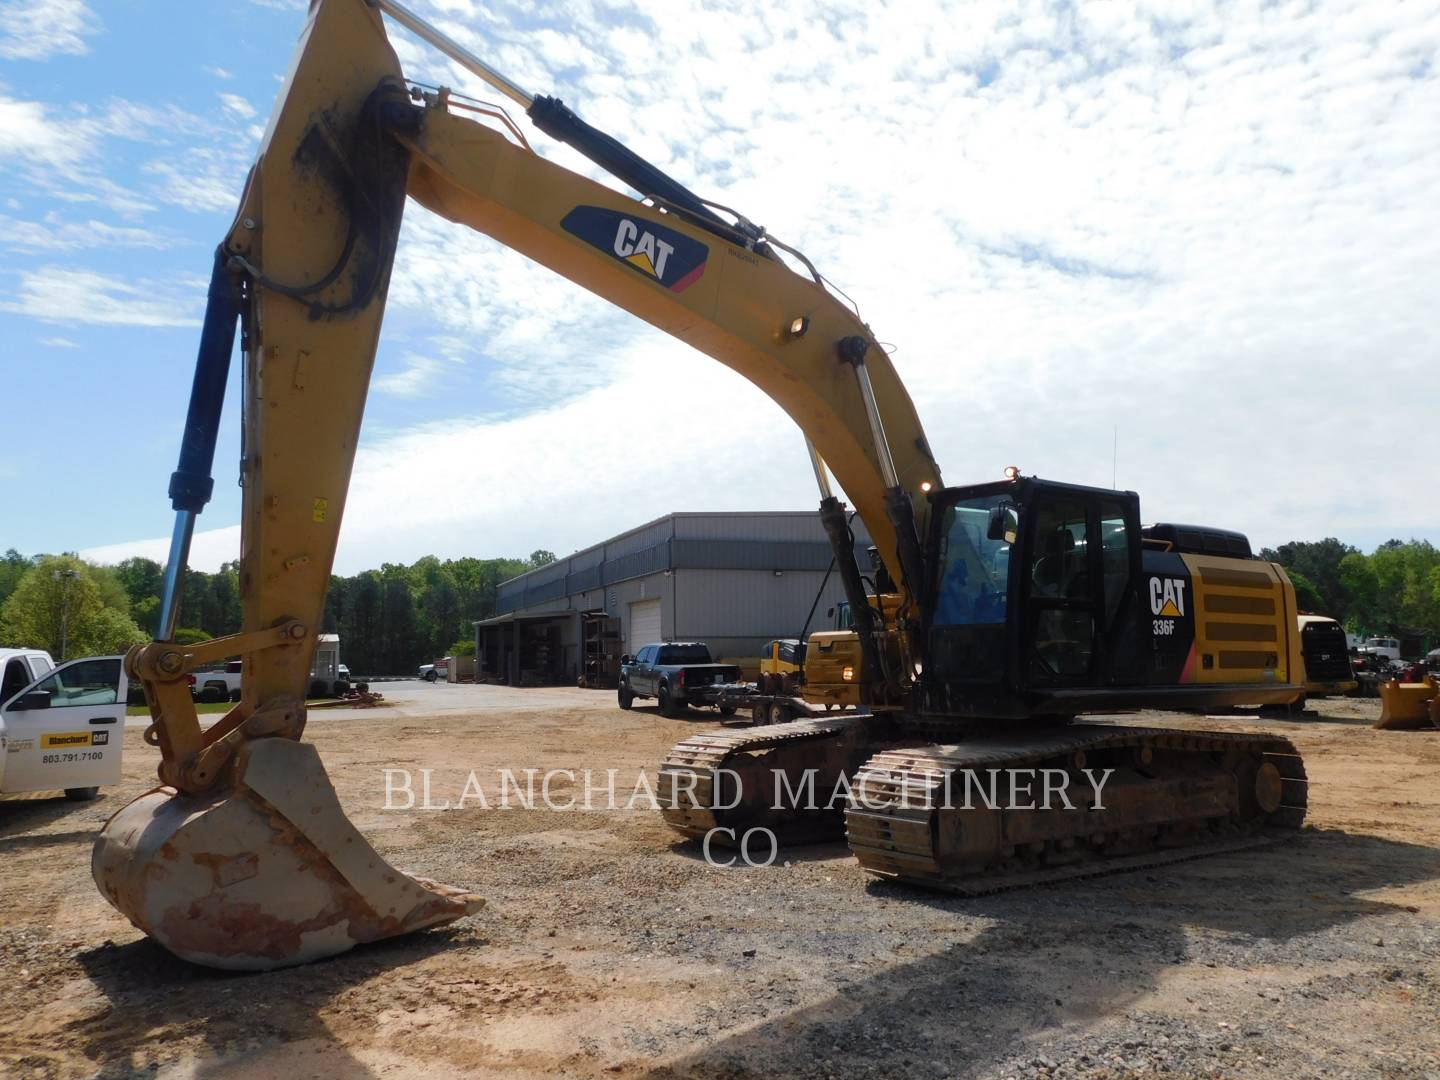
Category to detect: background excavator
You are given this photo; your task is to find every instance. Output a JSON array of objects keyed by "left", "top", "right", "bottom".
[{"left": 94, "top": 0, "right": 1308, "bottom": 971}]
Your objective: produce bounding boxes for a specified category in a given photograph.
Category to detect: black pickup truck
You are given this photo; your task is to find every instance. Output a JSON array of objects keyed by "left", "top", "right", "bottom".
[{"left": 618, "top": 642, "right": 741, "bottom": 716}]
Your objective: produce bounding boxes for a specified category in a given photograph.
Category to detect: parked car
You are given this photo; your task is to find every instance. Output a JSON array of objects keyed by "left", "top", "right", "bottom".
[
  {"left": 618, "top": 642, "right": 741, "bottom": 716},
  {"left": 1357, "top": 636, "right": 1402, "bottom": 663},
  {"left": 0, "top": 654, "right": 126, "bottom": 800},
  {"left": 194, "top": 660, "right": 243, "bottom": 703},
  {"left": 418, "top": 659, "right": 448, "bottom": 682}
]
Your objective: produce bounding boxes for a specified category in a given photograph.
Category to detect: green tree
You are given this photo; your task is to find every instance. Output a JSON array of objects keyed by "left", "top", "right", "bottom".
[
  {"left": 112, "top": 556, "right": 164, "bottom": 610},
  {"left": 0, "top": 549, "right": 34, "bottom": 608},
  {"left": 90, "top": 563, "right": 132, "bottom": 617},
  {"left": 528, "top": 549, "right": 557, "bottom": 568},
  {"left": 1369, "top": 540, "right": 1440, "bottom": 636},
  {"left": 1338, "top": 552, "right": 1380, "bottom": 634},
  {"left": 1286, "top": 569, "right": 1326, "bottom": 614},
  {"left": 0, "top": 556, "right": 147, "bottom": 658},
  {"left": 379, "top": 572, "right": 418, "bottom": 672},
  {"left": 1258, "top": 538, "right": 1357, "bottom": 621}
]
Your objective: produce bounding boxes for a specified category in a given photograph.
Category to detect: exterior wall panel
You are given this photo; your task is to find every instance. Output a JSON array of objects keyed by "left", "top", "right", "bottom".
[{"left": 489, "top": 512, "right": 874, "bottom": 659}]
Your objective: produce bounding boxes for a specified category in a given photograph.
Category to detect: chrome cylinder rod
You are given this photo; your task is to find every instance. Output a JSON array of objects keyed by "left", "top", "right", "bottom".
[
  {"left": 156, "top": 510, "right": 197, "bottom": 642},
  {"left": 375, "top": 0, "right": 533, "bottom": 109},
  {"left": 804, "top": 438, "right": 834, "bottom": 502},
  {"left": 849, "top": 357, "right": 902, "bottom": 491}
]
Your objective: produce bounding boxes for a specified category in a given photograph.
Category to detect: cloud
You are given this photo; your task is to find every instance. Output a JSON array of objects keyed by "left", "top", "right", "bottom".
[
  {"left": 0, "top": 212, "right": 171, "bottom": 251},
  {"left": 2, "top": 266, "right": 202, "bottom": 327},
  {"left": 144, "top": 154, "right": 244, "bottom": 213},
  {"left": 47, "top": 0, "right": 1440, "bottom": 571},
  {"left": 0, "top": 0, "right": 101, "bottom": 61},
  {"left": 84, "top": 525, "right": 241, "bottom": 572},
  {"left": 373, "top": 352, "right": 456, "bottom": 397},
  {"left": 0, "top": 94, "right": 214, "bottom": 214},
  {"left": 218, "top": 92, "right": 256, "bottom": 120},
  {"left": 38, "top": 336, "right": 78, "bottom": 347},
  {"left": 0, "top": 95, "right": 87, "bottom": 169}
]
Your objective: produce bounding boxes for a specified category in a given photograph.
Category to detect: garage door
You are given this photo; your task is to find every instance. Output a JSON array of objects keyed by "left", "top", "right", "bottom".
[{"left": 629, "top": 598, "right": 662, "bottom": 654}]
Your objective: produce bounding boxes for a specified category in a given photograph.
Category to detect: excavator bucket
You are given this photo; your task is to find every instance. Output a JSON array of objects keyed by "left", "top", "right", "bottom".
[
  {"left": 93, "top": 738, "right": 482, "bottom": 971},
  {"left": 1374, "top": 676, "right": 1439, "bottom": 731}
]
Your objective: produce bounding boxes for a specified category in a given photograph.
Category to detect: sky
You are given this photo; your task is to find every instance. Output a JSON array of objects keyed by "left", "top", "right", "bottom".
[{"left": 1, "top": 0, "right": 1436, "bottom": 574}]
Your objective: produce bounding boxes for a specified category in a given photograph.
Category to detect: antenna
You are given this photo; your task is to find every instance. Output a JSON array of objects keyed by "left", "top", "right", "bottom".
[{"left": 1112, "top": 425, "right": 1118, "bottom": 489}]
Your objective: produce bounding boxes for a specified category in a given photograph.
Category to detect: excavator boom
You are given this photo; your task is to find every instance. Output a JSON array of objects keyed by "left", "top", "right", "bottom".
[{"left": 95, "top": 0, "right": 939, "bottom": 969}]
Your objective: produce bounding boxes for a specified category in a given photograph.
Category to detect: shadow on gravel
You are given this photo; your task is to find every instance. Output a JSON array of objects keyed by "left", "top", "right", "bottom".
[
  {"left": 665, "top": 838, "right": 852, "bottom": 866},
  {"left": 645, "top": 827, "right": 1439, "bottom": 1080},
  {"left": 69, "top": 924, "right": 483, "bottom": 1077},
  {"left": 0, "top": 793, "right": 114, "bottom": 840}
]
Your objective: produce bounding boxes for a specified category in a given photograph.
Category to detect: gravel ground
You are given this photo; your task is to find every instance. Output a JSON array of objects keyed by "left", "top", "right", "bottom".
[{"left": 1, "top": 690, "right": 1437, "bottom": 1078}]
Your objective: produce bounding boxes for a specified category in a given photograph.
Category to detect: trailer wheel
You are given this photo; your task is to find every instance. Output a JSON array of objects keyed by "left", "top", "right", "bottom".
[
  {"left": 751, "top": 704, "right": 766, "bottom": 724},
  {"left": 718, "top": 705, "right": 737, "bottom": 717},
  {"left": 767, "top": 701, "right": 793, "bottom": 725}
]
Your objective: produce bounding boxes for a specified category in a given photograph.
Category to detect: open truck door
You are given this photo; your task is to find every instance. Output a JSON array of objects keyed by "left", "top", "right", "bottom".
[{"left": 0, "top": 656, "right": 126, "bottom": 799}]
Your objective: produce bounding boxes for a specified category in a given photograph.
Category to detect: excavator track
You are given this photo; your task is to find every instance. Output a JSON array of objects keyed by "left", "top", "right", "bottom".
[
  {"left": 658, "top": 714, "right": 888, "bottom": 844},
  {"left": 845, "top": 724, "right": 1307, "bottom": 894}
]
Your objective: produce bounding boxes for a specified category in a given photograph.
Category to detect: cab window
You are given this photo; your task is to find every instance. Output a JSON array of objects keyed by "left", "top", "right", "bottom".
[
  {"left": 934, "top": 497, "right": 1011, "bottom": 626},
  {"left": 1030, "top": 500, "right": 1089, "bottom": 600},
  {"left": 1100, "top": 500, "right": 1131, "bottom": 627},
  {"left": 2, "top": 658, "right": 30, "bottom": 703},
  {"left": 29, "top": 658, "right": 122, "bottom": 707},
  {"left": 927, "top": 493, "right": 1014, "bottom": 681}
]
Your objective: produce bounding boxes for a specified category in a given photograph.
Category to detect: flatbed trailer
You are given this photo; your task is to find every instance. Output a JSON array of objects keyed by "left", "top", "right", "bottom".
[{"left": 688, "top": 681, "right": 868, "bottom": 727}]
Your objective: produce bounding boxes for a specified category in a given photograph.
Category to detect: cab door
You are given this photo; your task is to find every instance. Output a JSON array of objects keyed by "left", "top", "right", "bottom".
[
  {"left": 1020, "top": 489, "right": 1141, "bottom": 691},
  {"left": 632, "top": 646, "right": 655, "bottom": 694},
  {"left": 1022, "top": 496, "right": 1100, "bottom": 687},
  {"left": 0, "top": 656, "right": 126, "bottom": 795}
]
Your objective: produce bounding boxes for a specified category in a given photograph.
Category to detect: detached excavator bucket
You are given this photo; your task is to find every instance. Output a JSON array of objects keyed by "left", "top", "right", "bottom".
[
  {"left": 93, "top": 738, "right": 482, "bottom": 971},
  {"left": 1374, "top": 677, "right": 1439, "bottom": 731}
]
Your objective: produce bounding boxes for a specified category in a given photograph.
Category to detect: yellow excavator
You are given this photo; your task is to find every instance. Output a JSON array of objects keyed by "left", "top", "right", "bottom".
[{"left": 95, "top": 0, "right": 1309, "bottom": 970}]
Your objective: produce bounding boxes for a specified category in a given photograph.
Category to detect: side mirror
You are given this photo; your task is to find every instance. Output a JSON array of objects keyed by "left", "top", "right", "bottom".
[
  {"left": 987, "top": 504, "right": 1018, "bottom": 544},
  {"left": 11, "top": 689, "right": 51, "bottom": 711}
]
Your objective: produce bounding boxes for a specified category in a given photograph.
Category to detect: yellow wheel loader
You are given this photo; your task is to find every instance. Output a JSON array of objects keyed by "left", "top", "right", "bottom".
[{"left": 98, "top": 0, "right": 1311, "bottom": 970}]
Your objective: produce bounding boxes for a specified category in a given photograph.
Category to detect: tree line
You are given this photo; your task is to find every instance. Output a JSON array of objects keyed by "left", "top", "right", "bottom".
[
  {"left": 1257, "top": 538, "right": 1439, "bottom": 645},
  {"left": 0, "top": 548, "right": 555, "bottom": 673},
  {"left": 4, "top": 536, "right": 1435, "bottom": 668}
]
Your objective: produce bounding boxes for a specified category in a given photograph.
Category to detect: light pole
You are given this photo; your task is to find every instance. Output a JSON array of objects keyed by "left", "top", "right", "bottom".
[{"left": 53, "top": 568, "right": 79, "bottom": 660}]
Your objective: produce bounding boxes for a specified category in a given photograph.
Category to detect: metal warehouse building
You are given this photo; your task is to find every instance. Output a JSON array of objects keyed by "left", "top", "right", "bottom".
[{"left": 474, "top": 511, "right": 871, "bottom": 687}]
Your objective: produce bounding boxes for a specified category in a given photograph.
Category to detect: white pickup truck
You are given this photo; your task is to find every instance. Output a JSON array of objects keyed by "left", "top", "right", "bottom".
[
  {"left": 1357, "top": 636, "right": 1402, "bottom": 663},
  {"left": 0, "top": 653, "right": 126, "bottom": 800},
  {"left": 194, "top": 660, "right": 244, "bottom": 703}
]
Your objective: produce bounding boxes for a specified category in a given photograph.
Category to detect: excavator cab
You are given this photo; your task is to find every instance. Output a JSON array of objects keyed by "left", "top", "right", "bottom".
[{"left": 919, "top": 477, "right": 1144, "bottom": 719}]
